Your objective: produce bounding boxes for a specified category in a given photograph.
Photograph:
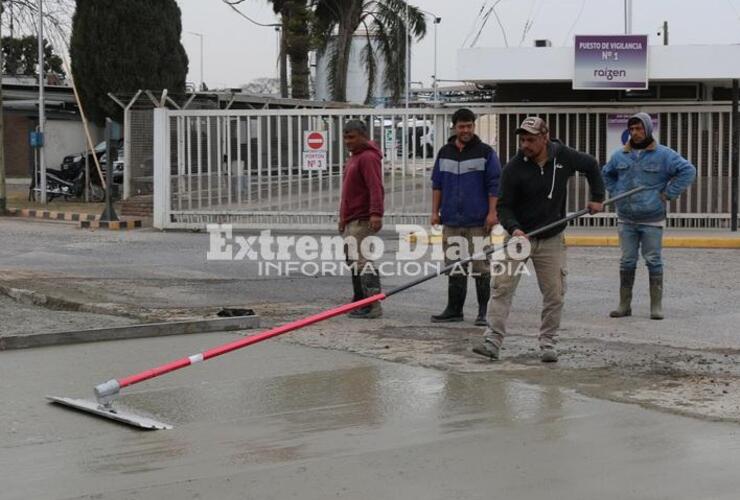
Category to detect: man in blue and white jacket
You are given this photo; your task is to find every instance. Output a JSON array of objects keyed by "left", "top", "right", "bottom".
[
  {"left": 602, "top": 112, "right": 696, "bottom": 320},
  {"left": 431, "top": 108, "right": 502, "bottom": 326}
]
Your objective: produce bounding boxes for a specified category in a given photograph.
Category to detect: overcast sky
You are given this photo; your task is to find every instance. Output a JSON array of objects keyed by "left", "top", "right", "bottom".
[{"left": 177, "top": 0, "right": 740, "bottom": 90}]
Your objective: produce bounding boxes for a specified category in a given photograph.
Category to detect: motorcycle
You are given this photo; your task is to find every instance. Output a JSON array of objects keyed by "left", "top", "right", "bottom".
[{"left": 30, "top": 142, "right": 110, "bottom": 202}]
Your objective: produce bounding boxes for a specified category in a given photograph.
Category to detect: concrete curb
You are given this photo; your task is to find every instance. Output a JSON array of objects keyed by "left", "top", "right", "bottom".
[
  {"left": 5, "top": 207, "right": 100, "bottom": 222},
  {"left": 0, "top": 315, "right": 261, "bottom": 350},
  {"left": 567, "top": 235, "right": 740, "bottom": 248},
  {"left": 407, "top": 233, "right": 740, "bottom": 249},
  {"left": 2, "top": 208, "right": 144, "bottom": 230},
  {"left": 80, "top": 219, "right": 143, "bottom": 230}
]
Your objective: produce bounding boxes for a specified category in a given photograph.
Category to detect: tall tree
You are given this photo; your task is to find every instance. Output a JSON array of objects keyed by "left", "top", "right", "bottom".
[
  {"left": 273, "top": 0, "right": 311, "bottom": 99},
  {"left": 1, "top": 0, "right": 74, "bottom": 44},
  {"left": 2, "top": 35, "right": 65, "bottom": 78},
  {"left": 314, "top": 0, "right": 426, "bottom": 104},
  {"left": 242, "top": 77, "right": 280, "bottom": 95},
  {"left": 70, "top": 0, "right": 188, "bottom": 124}
]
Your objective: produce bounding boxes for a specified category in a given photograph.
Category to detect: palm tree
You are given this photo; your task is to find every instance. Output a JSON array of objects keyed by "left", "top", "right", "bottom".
[
  {"left": 313, "top": 0, "right": 426, "bottom": 104},
  {"left": 224, "top": 0, "right": 311, "bottom": 99},
  {"left": 271, "top": 0, "right": 311, "bottom": 99}
]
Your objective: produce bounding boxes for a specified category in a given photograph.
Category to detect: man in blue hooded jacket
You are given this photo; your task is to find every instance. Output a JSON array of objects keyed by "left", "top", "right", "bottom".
[{"left": 602, "top": 112, "right": 696, "bottom": 320}]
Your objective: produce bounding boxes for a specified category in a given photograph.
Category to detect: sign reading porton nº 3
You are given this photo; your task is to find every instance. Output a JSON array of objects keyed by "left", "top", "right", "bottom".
[{"left": 573, "top": 35, "right": 648, "bottom": 90}]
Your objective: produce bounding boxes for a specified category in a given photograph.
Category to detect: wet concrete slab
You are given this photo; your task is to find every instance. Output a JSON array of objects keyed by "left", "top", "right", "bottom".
[{"left": 1, "top": 333, "right": 739, "bottom": 500}]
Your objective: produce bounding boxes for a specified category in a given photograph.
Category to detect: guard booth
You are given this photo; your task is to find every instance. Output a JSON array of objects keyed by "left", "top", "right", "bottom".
[{"left": 458, "top": 42, "right": 740, "bottom": 229}]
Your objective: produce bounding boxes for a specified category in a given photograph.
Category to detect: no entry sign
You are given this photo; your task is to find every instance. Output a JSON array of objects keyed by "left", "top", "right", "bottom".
[
  {"left": 303, "top": 130, "right": 328, "bottom": 171},
  {"left": 304, "top": 131, "right": 327, "bottom": 151}
]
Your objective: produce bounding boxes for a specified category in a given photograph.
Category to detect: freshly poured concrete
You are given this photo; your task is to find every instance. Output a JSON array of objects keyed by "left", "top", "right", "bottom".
[{"left": 1, "top": 333, "right": 738, "bottom": 500}]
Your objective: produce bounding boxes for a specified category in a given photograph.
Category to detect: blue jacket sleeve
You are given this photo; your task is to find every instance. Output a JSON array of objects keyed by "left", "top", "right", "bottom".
[
  {"left": 431, "top": 157, "right": 442, "bottom": 190},
  {"left": 664, "top": 150, "right": 696, "bottom": 200},
  {"left": 601, "top": 155, "right": 619, "bottom": 195},
  {"left": 486, "top": 150, "right": 502, "bottom": 197}
]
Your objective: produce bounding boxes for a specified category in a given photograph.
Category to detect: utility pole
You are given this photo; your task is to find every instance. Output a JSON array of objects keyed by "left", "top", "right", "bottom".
[
  {"left": 38, "top": 0, "right": 46, "bottom": 203},
  {"left": 198, "top": 33, "right": 204, "bottom": 90},
  {"left": 100, "top": 118, "right": 119, "bottom": 222},
  {"left": 624, "top": 0, "right": 633, "bottom": 34},
  {"left": 405, "top": 2, "right": 410, "bottom": 109},
  {"left": 419, "top": 9, "right": 441, "bottom": 103},
  {"left": 187, "top": 32, "right": 205, "bottom": 91},
  {"left": 433, "top": 16, "right": 441, "bottom": 103}
]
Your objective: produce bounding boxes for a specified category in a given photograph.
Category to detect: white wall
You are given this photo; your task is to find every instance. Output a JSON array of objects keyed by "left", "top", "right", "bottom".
[{"left": 43, "top": 119, "right": 104, "bottom": 169}]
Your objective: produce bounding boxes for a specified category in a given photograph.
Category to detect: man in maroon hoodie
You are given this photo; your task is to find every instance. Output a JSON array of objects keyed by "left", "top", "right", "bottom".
[{"left": 338, "top": 120, "right": 385, "bottom": 319}]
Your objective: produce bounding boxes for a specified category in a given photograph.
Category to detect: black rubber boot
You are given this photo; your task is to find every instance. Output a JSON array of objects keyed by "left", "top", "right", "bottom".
[
  {"left": 649, "top": 273, "right": 664, "bottom": 320},
  {"left": 351, "top": 273, "right": 364, "bottom": 303},
  {"left": 350, "top": 270, "right": 383, "bottom": 319},
  {"left": 610, "top": 270, "right": 635, "bottom": 318},
  {"left": 431, "top": 275, "right": 467, "bottom": 323},
  {"left": 347, "top": 273, "right": 365, "bottom": 317},
  {"left": 474, "top": 274, "right": 491, "bottom": 326}
]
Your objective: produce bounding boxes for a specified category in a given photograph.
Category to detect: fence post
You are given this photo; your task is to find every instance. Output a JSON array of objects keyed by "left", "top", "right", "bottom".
[
  {"left": 108, "top": 90, "right": 142, "bottom": 200},
  {"left": 153, "top": 108, "right": 171, "bottom": 229}
]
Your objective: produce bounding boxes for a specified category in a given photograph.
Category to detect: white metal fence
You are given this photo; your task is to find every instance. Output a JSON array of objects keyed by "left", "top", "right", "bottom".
[{"left": 153, "top": 103, "right": 738, "bottom": 230}]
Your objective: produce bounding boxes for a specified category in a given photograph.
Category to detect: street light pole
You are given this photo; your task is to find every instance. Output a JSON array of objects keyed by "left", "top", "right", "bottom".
[
  {"left": 405, "top": 2, "right": 410, "bottom": 109},
  {"left": 187, "top": 31, "right": 204, "bottom": 91},
  {"left": 419, "top": 9, "right": 441, "bottom": 104},
  {"left": 199, "top": 33, "right": 203, "bottom": 89},
  {"left": 433, "top": 16, "right": 441, "bottom": 103},
  {"left": 38, "top": 0, "right": 46, "bottom": 203}
]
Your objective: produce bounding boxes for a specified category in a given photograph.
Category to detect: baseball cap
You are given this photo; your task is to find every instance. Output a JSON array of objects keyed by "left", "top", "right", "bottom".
[{"left": 515, "top": 117, "right": 549, "bottom": 135}]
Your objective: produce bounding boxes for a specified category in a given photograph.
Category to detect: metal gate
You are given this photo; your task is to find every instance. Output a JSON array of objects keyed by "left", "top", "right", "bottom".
[{"left": 153, "top": 103, "right": 738, "bottom": 230}]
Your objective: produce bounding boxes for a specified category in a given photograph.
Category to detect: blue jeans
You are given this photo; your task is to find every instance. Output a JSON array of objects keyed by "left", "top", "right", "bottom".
[{"left": 618, "top": 223, "right": 663, "bottom": 274}]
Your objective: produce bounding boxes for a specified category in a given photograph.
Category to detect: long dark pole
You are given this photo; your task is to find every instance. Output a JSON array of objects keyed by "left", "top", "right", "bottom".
[
  {"left": 100, "top": 118, "right": 118, "bottom": 222},
  {"left": 732, "top": 79, "right": 739, "bottom": 232},
  {"left": 387, "top": 186, "right": 646, "bottom": 297},
  {"left": 92, "top": 187, "right": 647, "bottom": 405}
]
